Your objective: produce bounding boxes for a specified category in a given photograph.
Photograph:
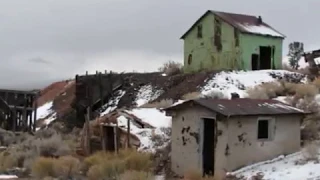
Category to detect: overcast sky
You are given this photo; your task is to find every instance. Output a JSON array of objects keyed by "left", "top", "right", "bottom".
[{"left": 1, "top": 0, "right": 320, "bottom": 89}]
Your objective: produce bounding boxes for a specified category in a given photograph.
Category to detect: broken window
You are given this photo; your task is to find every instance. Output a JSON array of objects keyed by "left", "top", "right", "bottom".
[
  {"left": 197, "top": 25, "right": 203, "bottom": 38},
  {"left": 188, "top": 54, "right": 192, "bottom": 65},
  {"left": 234, "top": 29, "right": 239, "bottom": 47},
  {"left": 257, "top": 119, "right": 270, "bottom": 139},
  {"left": 214, "top": 18, "right": 222, "bottom": 51}
]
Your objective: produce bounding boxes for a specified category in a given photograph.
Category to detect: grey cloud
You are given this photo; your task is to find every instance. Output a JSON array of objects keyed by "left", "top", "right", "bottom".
[{"left": 0, "top": 0, "right": 319, "bottom": 89}]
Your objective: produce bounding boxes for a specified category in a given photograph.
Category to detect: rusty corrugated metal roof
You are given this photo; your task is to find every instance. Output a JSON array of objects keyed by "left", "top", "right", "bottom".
[
  {"left": 180, "top": 10, "right": 285, "bottom": 39},
  {"left": 166, "top": 98, "right": 305, "bottom": 117}
]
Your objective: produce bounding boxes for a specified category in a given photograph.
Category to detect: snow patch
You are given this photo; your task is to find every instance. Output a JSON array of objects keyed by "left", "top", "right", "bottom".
[
  {"left": 238, "top": 23, "right": 284, "bottom": 38},
  {"left": 126, "top": 108, "right": 171, "bottom": 128},
  {"left": 100, "top": 90, "right": 126, "bottom": 116},
  {"left": 33, "top": 101, "right": 57, "bottom": 129},
  {"left": 135, "top": 85, "right": 163, "bottom": 107},
  {"left": 0, "top": 175, "right": 18, "bottom": 179},
  {"left": 201, "top": 70, "right": 301, "bottom": 99},
  {"left": 231, "top": 150, "right": 320, "bottom": 180},
  {"left": 35, "top": 101, "right": 54, "bottom": 120},
  {"left": 117, "top": 108, "right": 171, "bottom": 153}
]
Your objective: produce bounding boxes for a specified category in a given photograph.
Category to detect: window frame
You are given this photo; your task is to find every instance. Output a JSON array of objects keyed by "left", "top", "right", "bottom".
[
  {"left": 256, "top": 117, "right": 275, "bottom": 141},
  {"left": 197, "top": 24, "right": 203, "bottom": 38}
]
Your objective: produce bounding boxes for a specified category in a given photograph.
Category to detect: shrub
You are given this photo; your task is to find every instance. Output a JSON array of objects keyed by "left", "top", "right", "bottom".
[
  {"left": 294, "top": 84, "right": 318, "bottom": 98},
  {"left": 182, "top": 92, "right": 201, "bottom": 100},
  {"left": 202, "top": 90, "right": 226, "bottom": 99},
  {"left": 87, "top": 160, "right": 126, "bottom": 180},
  {"left": 34, "top": 133, "right": 71, "bottom": 157},
  {"left": 140, "top": 99, "right": 174, "bottom": 108},
  {"left": 85, "top": 149, "right": 153, "bottom": 179},
  {"left": 53, "top": 155, "right": 80, "bottom": 178},
  {"left": 312, "top": 78, "right": 320, "bottom": 89},
  {"left": 158, "top": 60, "right": 183, "bottom": 76},
  {"left": 301, "top": 119, "right": 319, "bottom": 142},
  {"left": 124, "top": 151, "right": 152, "bottom": 172},
  {"left": 31, "top": 157, "right": 56, "bottom": 178},
  {"left": 246, "top": 82, "right": 285, "bottom": 99},
  {"left": 119, "top": 170, "right": 153, "bottom": 180},
  {"left": 302, "top": 142, "right": 319, "bottom": 162}
]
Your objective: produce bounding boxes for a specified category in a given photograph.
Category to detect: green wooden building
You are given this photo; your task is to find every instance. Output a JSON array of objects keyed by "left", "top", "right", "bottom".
[{"left": 181, "top": 10, "right": 285, "bottom": 73}]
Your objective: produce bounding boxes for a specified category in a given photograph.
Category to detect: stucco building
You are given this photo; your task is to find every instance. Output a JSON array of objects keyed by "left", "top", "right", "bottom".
[
  {"left": 181, "top": 10, "right": 285, "bottom": 73},
  {"left": 165, "top": 98, "right": 305, "bottom": 176}
]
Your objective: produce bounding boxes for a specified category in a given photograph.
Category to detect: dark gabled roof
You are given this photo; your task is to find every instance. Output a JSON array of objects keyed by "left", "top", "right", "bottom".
[
  {"left": 180, "top": 10, "right": 285, "bottom": 39},
  {"left": 165, "top": 98, "right": 306, "bottom": 117}
]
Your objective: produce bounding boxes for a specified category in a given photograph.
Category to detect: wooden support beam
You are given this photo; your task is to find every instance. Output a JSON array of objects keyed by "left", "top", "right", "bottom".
[
  {"left": 33, "top": 92, "right": 38, "bottom": 132},
  {"left": 85, "top": 106, "right": 91, "bottom": 155},
  {"left": 23, "top": 94, "right": 27, "bottom": 132},
  {"left": 127, "top": 118, "right": 130, "bottom": 149}
]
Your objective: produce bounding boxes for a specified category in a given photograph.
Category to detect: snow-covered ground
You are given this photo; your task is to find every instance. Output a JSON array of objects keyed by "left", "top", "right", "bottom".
[
  {"left": 0, "top": 175, "right": 18, "bottom": 179},
  {"left": 201, "top": 70, "right": 303, "bottom": 99},
  {"left": 135, "top": 85, "right": 163, "bottom": 107},
  {"left": 32, "top": 101, "right": 57, "bottom": 130},
  {"left": 231, "top": 150, "right": 320, "bottom": 180}
]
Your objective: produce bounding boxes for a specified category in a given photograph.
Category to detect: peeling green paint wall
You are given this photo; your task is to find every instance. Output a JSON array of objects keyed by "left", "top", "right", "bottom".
[
  {"left": 240, "top": 34, "right": 283, "bottom": 70},
  {"left": 182, "top": 13, "right": 283, "bottom": 73}
]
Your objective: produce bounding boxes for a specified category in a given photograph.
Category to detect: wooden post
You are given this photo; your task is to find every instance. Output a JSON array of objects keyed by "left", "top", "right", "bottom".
[
  {"left": 127, "top": 118, "right": 130, "bottom": 148},
  {"left": 101, "top": 125, "right": 106, "bottom": 151},
  {"left": 23, "top": 94, "right": 27, "bottom": 132},
  {"left": 33, "top": 93, "right": 38, "bottom": 132},
  {"left": 115, "top": 121, "right": 119, "bottom": 153},
  {"left": 85, "top": 106, "right": 91, "bottom": 155},
  {"left": 99, "top": 73, "right": 104, "bottom": 107}
]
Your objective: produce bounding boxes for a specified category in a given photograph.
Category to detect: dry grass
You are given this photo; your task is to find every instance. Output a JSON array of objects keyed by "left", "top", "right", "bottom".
[
  {"left": 31, "top": 157, "right": 56, "bottom": 178},
  {"left": 119, "top": 170, "right": 154, "bottom": 180},
  {"left": 53, "top": 155, "right": 80, "bottom": 178},
  {"left": 294, "top": 84, "right": 318, "bottom": 98},
  {"left": 184, "top": 170, "right": 219, "bottom": 180},
  {"left": 202, "top": 90, "right": 226, "bottom": 99},
  {"left": 84, "top": 149, "right": 153, "bottom": 180},
  {"left": 312, "top": 78, "right": 320, "bottom": 89},
  {"left": 140, "top": 99, "right": 174, "bottom": 108},
  {"left": 32, "top": 155, "right": 80, "bottom": 179},
  {"left": 158, "top": 60, "right": 183, "bottom": 76},
  {"left": 247, "top": 81, "right": 319, "bottom": 101},
  {"left": 302, "top": 142, "right": 319, "bottom": 162},
  {"left": 0, "top": 127, "right": 79, "bottom": 174},
  {"left": 301, "top": 119, "right": 319, "bottom": 142},
  {"left": 182, "top": 92, "right": 201, "bottom": 100},
  {"left": 282, "top": 63, "right": 310, "bottom": 75},
  {"left": 246, "top": 82, "right": 284, "bottom": 99}
]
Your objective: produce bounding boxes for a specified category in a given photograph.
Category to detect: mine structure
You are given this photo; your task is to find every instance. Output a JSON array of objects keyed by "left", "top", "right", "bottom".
[
  {"left": 304, "top": 49, "right": 320, "bottom": 77},
  {"left": 73, "top": 71, "right": 124, "bottom": 127},
  {"left": 0, "top": 89, "right": 39, "bottom": 132}
]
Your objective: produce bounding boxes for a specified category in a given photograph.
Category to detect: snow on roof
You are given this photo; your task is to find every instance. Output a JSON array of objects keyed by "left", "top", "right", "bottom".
[
  {"left": 166, "top": 98, "right": 305, "bottom": 116},
  {"left": 238, "top": 23, "right": 284, "bottom": 38},
  {"left": 126, "top": 108, "right": 171, "bottom": 128},
  {"left": 314, "top": 57, "right": 320, "bottom": 65},
  {"left": 116, "top": 110, "right": 170, "bottom": 153}
]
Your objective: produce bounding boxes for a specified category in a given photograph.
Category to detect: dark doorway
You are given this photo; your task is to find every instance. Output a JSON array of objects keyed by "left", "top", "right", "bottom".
[
  {"left": 259, "top": 46, "right": 272, "bottom": 69},
  {"left": 251, "top": 54, "right": 259, "bottom": 70},
  {"left": 103, "top": 126, "right": 116, "bottom": 152},
  {"left": 202, "top": 118, "right": 215, "bottom": 176}
]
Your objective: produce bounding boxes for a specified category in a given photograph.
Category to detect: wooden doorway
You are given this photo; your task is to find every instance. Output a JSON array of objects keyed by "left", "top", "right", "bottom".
[
  {"left": 102, "top": 125, "right": 118, "bottom": 152},
  {"left": 259, "top": 46, "right": 272, "bottom": 69},
  {"left": 202, "top": 118, "right": 215, "bottom": 176},
  {"left": 251, "top": 54, "right": 259, "bottom": 70}
]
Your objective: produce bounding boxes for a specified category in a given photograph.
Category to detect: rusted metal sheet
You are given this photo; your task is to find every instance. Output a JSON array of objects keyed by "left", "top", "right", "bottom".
[
  {"left": 180, "top": 10, "right": 285, "bottom": 39},
  {"left": 166, "top": 98, "right": 306, "bottom": 117}
]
